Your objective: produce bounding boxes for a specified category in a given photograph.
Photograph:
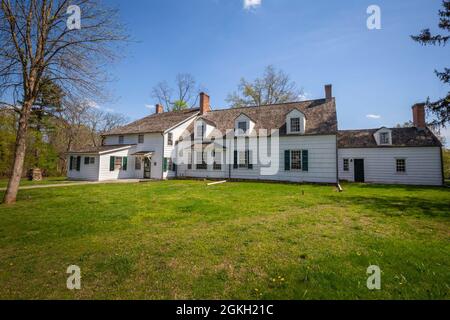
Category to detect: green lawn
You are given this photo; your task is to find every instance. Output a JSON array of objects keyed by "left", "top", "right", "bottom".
[
  {"left": 0, "top": 180, "right": 449, "bottom": 300},
  {"left": 0, "top": 177, "right": 68, "bottom": 188}
]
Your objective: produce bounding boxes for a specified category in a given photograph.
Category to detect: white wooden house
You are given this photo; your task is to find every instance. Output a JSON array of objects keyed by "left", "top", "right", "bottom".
[{"left": 67, "top": 86, "right": 444, "bottom": 186}]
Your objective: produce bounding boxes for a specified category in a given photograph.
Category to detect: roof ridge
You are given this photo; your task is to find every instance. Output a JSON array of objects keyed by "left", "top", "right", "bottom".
[{"left": 208, "top": 98, "right": 328, "bottom": 114}]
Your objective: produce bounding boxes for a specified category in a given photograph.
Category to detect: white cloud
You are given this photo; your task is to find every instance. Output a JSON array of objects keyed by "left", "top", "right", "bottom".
[
  {"left": 244, "top": 0, "right": 261, "bottom": 10},
  {"left": 298, "top": 92, "right": 309, "bottom": 101},
  {"left": 366, "top": 114, "right": 381, "bottom": 119},
  {"left": 145, "top": 104, "right": 155, "bottom": 110}
]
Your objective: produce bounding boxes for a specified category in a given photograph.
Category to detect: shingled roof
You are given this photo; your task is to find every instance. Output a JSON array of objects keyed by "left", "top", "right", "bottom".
[
  {"left": 68, "top": 144, "right": 135, "bottom": 154},
  {"left": 195, "top": 98, "right": 337, "bottom": 136},
  {"left": 103, "top": 108, "right": 199, "bottom": 136},
  {"left": 338, "top": 127, "right": 442, "bottom": 148}
]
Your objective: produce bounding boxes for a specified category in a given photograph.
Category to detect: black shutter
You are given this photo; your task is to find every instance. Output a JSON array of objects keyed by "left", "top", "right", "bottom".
[
  {"left": 110, "top": 156, "right": 115, "bottom": 171},
  {"left": 233, "top": 151, "right": 238, "bottom": 169},
  {"left": 247, "top": 150, "right": 253, "bottom": 170},
  {"left": 302, "top": 150, "right": 309, "bottom": 172},
  {"left": 123, "top": 157, "right": 128, "bottom": 171},
  {"left": 285, "top": 150, "right": 291, "bottom": 171},
  {"left": 76, "top": 156, "right": 81, "bottom": 171},
  {"left": 69, "top": 156, "right": 73, "bottom": 171}
]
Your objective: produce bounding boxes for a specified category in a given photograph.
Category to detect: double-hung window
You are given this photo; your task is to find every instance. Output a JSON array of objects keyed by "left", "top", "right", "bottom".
[
  {"left": 138, "top": 135, "right": 144, "bottom": 144},
  {"left": 380, "top": 132, "right": 390, "bottom": 145},
  {"left": 135, "top": 157, "right": 141, "bottom": 170},
  {"left": 118, "top": 135, "right": 124, "bottom": 144},
  {"left": 343, "top": 159, "right": 349, "bottom": 172},
  {"left": 238, "top": 121, "right": 248, "bottom": 134},
  {"left": 291, "top": 150, "right": 302, "bottom": 170},
  {"left": 290, "top": 118, "right": 301, "bottom": 133},
  {"left": 168, "top": 133, "right": 173, "bottom": 146}
]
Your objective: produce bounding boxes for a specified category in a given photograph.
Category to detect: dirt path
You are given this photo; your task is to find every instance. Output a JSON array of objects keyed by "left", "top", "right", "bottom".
[{"left": 0, "top": 179, "right": 144, "bottom": 191}]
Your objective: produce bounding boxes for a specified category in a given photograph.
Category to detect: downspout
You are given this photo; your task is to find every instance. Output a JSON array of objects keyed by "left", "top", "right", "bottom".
[
  {"left": 161, "top": 132, "right": 165, "bottom": 180},
  {"left": 440, "top": 147, "right": 445, "bottom": 186}
]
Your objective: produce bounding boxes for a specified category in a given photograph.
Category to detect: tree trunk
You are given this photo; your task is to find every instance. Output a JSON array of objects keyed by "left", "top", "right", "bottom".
[{"left": 2, "top": 100, "right": 33, "bottom": 204}]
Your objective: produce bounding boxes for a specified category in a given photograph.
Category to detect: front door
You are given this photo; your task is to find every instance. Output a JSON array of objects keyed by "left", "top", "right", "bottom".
[
  {"left": 144, "top": 158, "right": 151, "bottom": 179},
  {"left": 354, "top": 159, "right": 365, "bottom": 183}
]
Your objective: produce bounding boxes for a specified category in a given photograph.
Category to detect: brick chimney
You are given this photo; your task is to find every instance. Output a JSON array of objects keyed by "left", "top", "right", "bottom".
[
  {"left": 155, "top": 104, "right": 163, "bottom": 114},
  {"left": 199, "top": 92, "right": 211, "bottom": 115},
  {"left": 325, "top": 84, "right": 333, "bottom": 101},
  {"left": 412, "top": 103, "right": 426, "bottom": 129}
]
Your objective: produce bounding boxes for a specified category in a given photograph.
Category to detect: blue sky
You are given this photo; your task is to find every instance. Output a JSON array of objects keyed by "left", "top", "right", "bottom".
[{"left": 104, "top": 0, "right": 449, "bottom": 140}]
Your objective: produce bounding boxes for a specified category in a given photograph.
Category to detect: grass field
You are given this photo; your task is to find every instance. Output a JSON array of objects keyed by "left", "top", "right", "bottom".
[{"left": 0, "top": 180, "right": 449, "bottom": 300}]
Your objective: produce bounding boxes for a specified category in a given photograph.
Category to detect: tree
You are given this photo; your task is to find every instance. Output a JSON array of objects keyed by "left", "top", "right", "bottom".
[
  {"left": 151, "top": 73, "right": 202, "bottom": 111},
  {"left": 411, "top": 0, "right": 450, "bottom": 128},
  {"left": 226, "top": 65, "right": 303, "bottom": 108},
  {"left": 0, "top": 0, "right": 127, "bottom": 204},
  {"left": 84, "top": 107, "right": 128, "bottom": 146},
  {"left": 29, "top": 78, "right": 64, "bottom": 169}
]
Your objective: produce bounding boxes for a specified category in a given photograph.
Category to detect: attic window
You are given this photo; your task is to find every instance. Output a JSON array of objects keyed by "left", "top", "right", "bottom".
[
  {"left": 290, "top": 118, "right": 301, "bottom": 133},
  {"left": 380, "top": 132, "right": 390, "bottom": 145},
  {"left": 119, "top": 135, "right": 124, "bottom": 144},
  {"left": 197, "top": 123, "right": 205, "bottom": 138},
  {"left": 238, "top": 121, "right": 248, "bottom": 133}
]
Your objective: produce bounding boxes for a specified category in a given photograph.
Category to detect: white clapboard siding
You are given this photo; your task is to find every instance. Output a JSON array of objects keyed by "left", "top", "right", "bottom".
[
  {"left": 163, "top": 117, "right": 196, "bottom": 179},
  {"left": 104, "top": 133, "right": 165, "bottom": 179},
  {"left": 177, "top": 135, "right": 337, "bottom": 183},
  {"left": 98, "top": 149, "right": 136, "bottom": 181},
  {"left": 67, "top": 155, "right": 100, "bottom": 181},
  {"left": 338, "top": 147, "right": 443, "bottom": 186}
]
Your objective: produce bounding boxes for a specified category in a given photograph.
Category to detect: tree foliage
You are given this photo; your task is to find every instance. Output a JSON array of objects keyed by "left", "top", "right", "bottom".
[
  {"left": 411, "top": 0, "right": 450, "bottom": 128},
  {"left": 226, "top": 65, "right": 303, "bottom": 108}
]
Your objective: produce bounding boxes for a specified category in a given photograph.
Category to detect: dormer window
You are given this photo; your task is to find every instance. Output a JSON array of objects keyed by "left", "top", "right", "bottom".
[
  {"left": 290, "top": 118, "right": 301, "bottom": 133},
  {"left": 286, "top": 109, "right": 306, "bottom": 134},
  {"left": 380, "top": 132, "right": 390, "bottom": 145},
  {"left": 238, "top": 121, "right": 248, "bottom": 133}
]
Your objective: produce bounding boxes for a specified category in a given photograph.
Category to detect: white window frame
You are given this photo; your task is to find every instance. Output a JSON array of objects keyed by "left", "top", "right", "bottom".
[
  {"left": 138, "top": 135, "right": 144, "bottom": 144},
  {"left": 290, "top": 118, "right": 301, "bottom": 133},
  {"left": 118, "top": 135, "right": 124, "bottom": 144},
  {"left": 168, "top": 132, "right": 173, "bottom": 146}
]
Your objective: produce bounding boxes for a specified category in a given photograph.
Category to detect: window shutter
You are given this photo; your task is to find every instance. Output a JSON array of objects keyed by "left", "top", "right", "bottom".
[
  {"left": 110, "top": 156, "right": 115, "bottom": 171},
  {"left": 69, "top": 156, "right": 73, "bottom": 171},
  {"left": 76, "top": 156, "right": 81, "bottom": 171},
  {"left": 302, "top": 150, "right": 309, "bottom": 172},
  {"left": 247, "top": 150, "right": 253, "bottom": 170},
  {"left": 233, "top": 151, "right": 238, "bottom": 169},
  {"left": 163, "top": 158, "right": 168, "bottom": 172},
  {"left": 123, "top": 157, "right": 128, "bottom": 171},
  {"left": 285, "top": 150, "right": 291, "bottom": 171}
]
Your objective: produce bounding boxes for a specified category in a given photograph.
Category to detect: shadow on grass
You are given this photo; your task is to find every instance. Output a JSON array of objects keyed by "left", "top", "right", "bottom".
[{"left": 331, "top": 194, "right": 450, "bottom": 218}]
